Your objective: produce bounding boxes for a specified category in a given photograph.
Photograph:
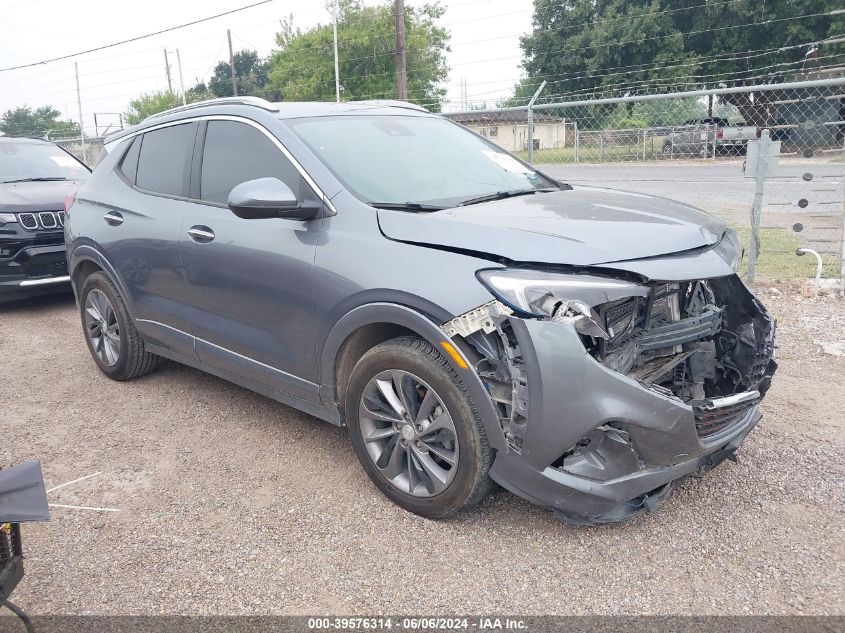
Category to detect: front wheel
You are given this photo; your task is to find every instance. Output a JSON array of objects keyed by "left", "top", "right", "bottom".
[
  {"left": 79, "top": 271, "right": 159, "bottom": 380},
  {"left": 346, "top": 337, "right": 494, "bottom": 518}
]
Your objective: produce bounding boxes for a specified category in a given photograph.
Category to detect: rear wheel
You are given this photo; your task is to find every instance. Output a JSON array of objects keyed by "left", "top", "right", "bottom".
[
  {"left": 79, "top": 271, "right": 159, "bottom": 380},
  {"left": 346, "top": 337, "right": 494, "bottom": 518}
]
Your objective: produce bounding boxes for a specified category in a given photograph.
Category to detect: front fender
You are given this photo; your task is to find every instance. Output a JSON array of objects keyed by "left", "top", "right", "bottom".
[{"left": 319, "top": 302, "right": 508, "bottom": 451}]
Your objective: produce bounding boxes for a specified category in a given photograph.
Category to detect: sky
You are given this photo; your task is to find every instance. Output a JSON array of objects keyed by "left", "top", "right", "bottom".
[{"left": 0, "top": 0, "right": 534, "bottom": 135}]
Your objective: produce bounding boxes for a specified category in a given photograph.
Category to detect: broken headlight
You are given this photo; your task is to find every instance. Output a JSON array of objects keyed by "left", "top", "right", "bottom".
[{"left": 477, "top": 268, "right": 648, "bottom": 337}]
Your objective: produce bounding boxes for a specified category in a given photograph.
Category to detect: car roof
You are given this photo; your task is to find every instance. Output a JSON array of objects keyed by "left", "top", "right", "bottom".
[
  {"left": 104, "top": 97, "right": 434, "bottom": 145},
  {"left": 0, "top": 136, "right": 53, "bottom": 145}
]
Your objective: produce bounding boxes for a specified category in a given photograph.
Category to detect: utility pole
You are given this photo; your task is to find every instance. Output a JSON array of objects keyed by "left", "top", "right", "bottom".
[
  {"left": 163, "top": 49, "right": 173, "bottom": 92},
  {"left": 74, "top": 62, "right": 87, "bottom": 164},
  {"left": 331, "top": 1, "right": 340, "bottom": 102},
  {"left": 227, "top": 29, "right": 238, "bottom": 96},
  {"left": 175, "top": 48, "right": 186, "bottom": 105},
  {"left": 394, "top": 0, "right": 407, "bottom": 100}
]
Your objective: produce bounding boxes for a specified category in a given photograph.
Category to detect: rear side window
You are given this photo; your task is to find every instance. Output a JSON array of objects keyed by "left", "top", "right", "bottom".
[
  {"left": 136, "top": 123, "right": 196, "bottom": 196},
  {"left": 117, "top": 136, "right": 141, "bottom": 183},
  {"left": 199, "top": 120, "right": 301, "bottom": 205}
]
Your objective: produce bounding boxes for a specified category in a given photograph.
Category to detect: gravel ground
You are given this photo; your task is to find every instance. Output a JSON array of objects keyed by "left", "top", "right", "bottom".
[{"left": 1, "top": 288, "right": 843, "bottom": 615}]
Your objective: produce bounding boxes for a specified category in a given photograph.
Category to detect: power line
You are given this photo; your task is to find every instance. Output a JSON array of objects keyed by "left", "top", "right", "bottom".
[
  {"left": 273, "top": 11, "right": 832, "bottom": 85},
  {"left": 0, "top": 0, "right": 275, "bottom": 73}
]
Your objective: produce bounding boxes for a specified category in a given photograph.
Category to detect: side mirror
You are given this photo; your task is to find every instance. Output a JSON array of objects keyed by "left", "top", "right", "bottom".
[{"left": 227, "top": 177, "right": 320, "bottom": 221}]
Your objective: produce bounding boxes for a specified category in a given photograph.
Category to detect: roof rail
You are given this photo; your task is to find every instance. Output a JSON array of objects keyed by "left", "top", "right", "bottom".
[
  {"left": 346, "top": 99, "right": 429, "bottom": 112},
  {"left": 144, "top": 96, "right": 279, "bottom": 122}
]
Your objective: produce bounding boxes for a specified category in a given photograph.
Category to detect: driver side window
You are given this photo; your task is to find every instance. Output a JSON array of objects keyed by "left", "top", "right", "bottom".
[{"left": 199, "top": 120, "right": 303, "bottom": 205}]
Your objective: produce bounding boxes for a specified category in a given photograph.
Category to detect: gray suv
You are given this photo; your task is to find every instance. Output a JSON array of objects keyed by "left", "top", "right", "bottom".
[{"left": 66, "top": 97, "right": 776, "bottom": 524}]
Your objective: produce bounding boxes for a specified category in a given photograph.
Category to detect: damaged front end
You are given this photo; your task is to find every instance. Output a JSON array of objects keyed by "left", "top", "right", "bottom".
[
  {"left": 579, "top": 275, "right": 776, "bottom": 440},
  {"left": 443, "top": 265, "right": 777, "bottom": 525}
]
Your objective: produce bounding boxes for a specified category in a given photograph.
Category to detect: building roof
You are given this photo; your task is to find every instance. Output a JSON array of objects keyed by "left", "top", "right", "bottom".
[{"left": 444, "top": 111, "right": 565, "bottom": 124}]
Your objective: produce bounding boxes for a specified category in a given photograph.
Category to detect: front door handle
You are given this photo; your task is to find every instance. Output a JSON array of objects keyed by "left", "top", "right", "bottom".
[
  {"left": 103, "top": 211, "right": 123, "bottom": 226},
  {"left": 187, "top": 225, "right": 215, "bottom": 243}
]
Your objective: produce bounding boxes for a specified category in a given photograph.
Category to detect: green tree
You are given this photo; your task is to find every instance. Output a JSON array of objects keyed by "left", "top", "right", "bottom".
[
  {"left": 208, "top": 49, "right": 277, "bottom": 99},
  {"left": 124, "top": 90, "right": 207, "bottom": 125},
  {"left": 513, "top": 0, "right": 844, "bottom": 124},
  {"left": 267, "top": 0, "right": 449, "bottom": 110},
  {"left": 0, "top": 105, "right": 80, "bottom": 138}
]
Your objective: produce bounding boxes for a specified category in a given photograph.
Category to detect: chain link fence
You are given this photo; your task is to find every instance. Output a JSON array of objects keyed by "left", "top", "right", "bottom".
[
  {"left": 447, "top": 76, "right": 845, "bottom": 289},
  {"left": 52, "top": 135, "right": 106, "bottom": 168}
]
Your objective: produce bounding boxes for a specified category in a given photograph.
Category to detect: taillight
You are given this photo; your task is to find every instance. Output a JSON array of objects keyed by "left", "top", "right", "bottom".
[
  {"left": 64, "top": 192, "right": 76, "bottom": 215},
  {"left": 716, "top": 128, "right": 723, "bottom": 140}
]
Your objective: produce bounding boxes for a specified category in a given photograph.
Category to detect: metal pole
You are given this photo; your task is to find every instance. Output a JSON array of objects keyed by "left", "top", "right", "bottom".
[
  {"left": 74, "top": 62, "right": 87, "bottom": 165},
  {"left": 332, "top": 2, "right": 340, "bottom": 102},
  {"left": 394, "top": 0, "right": 407, "bottom": 100},
  {"left": 163, "top": 49, "right": 172, "bottom": 92},
  {"left": 747, "top": 129, "right": 771, "bottom": 283},
  {"left": 841, "top": 162, "right": 845, "bottom": 298},
  {"left": 841, "top": 130, "right": 845, "bottom": 298},
  {"left": 574, "top": 121, "right": 579, "bottom": 163},
  {"left": 526, "top": 80, "right": 546, "bottom": 165},
  {"left": 227, "top": 29, "right": 238, "bottom": 96},
  {"left": 176, "top": 49, "right": 186, "bottom": 105}
]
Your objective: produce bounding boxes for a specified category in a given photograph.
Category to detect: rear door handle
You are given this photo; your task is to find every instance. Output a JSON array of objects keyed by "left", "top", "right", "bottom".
[
  {"left": 187, "top": 225, "right": 215, "bottom": 243},
  {"left": 103, "top": 211, "right": 123, "bottom": 226}
]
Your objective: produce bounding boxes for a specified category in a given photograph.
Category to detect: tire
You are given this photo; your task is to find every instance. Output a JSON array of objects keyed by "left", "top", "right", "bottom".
[
  {"left": 78, "top": 271, "right": 159, "bottom": 380},
  {"left": 345, "top": 336, "right": 494, "bottom": 518}
]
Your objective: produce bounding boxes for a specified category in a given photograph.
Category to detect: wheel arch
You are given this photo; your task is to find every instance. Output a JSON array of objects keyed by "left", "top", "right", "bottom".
[
  {"left": 319, "top": 302, "right": 507, "bottom": 451},
  {"left": 68, "top": 245, "right": 136, "bottom": 318}
]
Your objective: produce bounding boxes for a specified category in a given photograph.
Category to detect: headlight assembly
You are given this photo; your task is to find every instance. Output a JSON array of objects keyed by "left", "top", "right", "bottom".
[
  {"left": 477, "top": 268, "right": 648, "bottom": 338},
  {"left": 0, "top": 213, "right": 17, "bottom": 225}
]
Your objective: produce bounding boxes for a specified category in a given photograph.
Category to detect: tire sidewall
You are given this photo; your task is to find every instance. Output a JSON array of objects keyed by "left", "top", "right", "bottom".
[
  {"left": 79, "top": 273, "right": 132, "bottom": 379},
  {"left": 346, "top": 342, "right": 485, "bottom": 518}
]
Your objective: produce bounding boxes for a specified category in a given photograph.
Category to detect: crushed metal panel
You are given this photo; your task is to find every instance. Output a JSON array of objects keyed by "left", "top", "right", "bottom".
[{"left": 442, "top": 300, "right": 513, "bottom": 337}]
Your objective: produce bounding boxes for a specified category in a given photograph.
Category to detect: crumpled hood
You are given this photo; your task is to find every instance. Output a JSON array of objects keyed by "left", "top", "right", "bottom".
[
  {"left": 377, "top": 185, "right": 726, "bottom": 266},
  {"left": 0, "top": 179, "right": 86, "bottom": 213}
]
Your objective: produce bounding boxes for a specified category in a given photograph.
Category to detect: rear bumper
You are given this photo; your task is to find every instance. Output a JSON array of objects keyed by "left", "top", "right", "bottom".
[{"left": 0, "top": 242, "right": 71, "bottom": 301}]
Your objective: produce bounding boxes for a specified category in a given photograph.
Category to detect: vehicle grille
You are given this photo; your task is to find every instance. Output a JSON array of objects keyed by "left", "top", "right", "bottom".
[
  {"left": 18, "top": 213, "right": 38, "bottom": 230},
  {"left": 15, "top": 211, "right": 63, "bottom": 231},
  {"left": 27, "top": 260, "right": 68, "bottom": 278},
  {"left": 693, "top": 399, "right": 757, "bottom": 439}
]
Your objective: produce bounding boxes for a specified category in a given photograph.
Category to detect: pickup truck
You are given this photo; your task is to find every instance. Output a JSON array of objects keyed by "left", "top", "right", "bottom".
[{"left": 661, "top": 117, "right": 759, "bottom": 157}]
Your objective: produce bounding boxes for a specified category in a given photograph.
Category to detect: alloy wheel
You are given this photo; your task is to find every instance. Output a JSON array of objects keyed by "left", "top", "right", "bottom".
[
  {"left": 358, "top": 369, "right": 459, "bottom": 497},
  {"left": 84, "top": 289, "right": 121, "bottom": 366}
]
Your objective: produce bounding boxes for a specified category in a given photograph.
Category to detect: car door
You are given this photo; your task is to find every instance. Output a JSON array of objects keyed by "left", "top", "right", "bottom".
[
  {"left": 97, "top": 121, "right": 199, "bottom": 359},
  {"left": 180, "top": 118, "right": 322, "bottom": 402}
]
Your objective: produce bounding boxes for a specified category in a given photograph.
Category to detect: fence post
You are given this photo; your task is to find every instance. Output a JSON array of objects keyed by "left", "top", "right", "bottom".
[
  {"left": 747, "top": 129, "right": 771, "bottom": 284},
  {"left": 527, "top": 109, "right": 534, "bottom": 164},
  {"left": 574, "top": 121, "right": 579, "bottom": 163},
  {"left": 526, "top": 81, "right": 546, "bottom": 164}
]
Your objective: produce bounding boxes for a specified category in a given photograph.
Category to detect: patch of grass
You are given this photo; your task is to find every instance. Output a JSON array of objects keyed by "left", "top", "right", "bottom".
[
  {"left": 514, "top": 145, "right": 662, "bottom": 164},
  {"left": 732, "top": 225, "right": 841, "bottom": 282}
]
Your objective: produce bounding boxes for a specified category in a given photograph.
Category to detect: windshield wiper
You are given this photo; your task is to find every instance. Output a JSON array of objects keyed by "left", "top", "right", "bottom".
[
  {"left": 2, "top": 177, "right": 69, "bottom": 184},
  {"left": 457, "top": 188, "right": 548, "bottom": 207},
  {"left": 368, "top": 202, "right": 446, "bottom": 212}
]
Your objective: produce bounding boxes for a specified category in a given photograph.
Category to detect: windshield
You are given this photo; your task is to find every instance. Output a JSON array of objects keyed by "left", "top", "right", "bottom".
[
  {"left": 288, "top": 115, "right": 559, "bottom": 208},
  {"left": 0, "top": 141, "right": 89, "bottom": 183}
]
